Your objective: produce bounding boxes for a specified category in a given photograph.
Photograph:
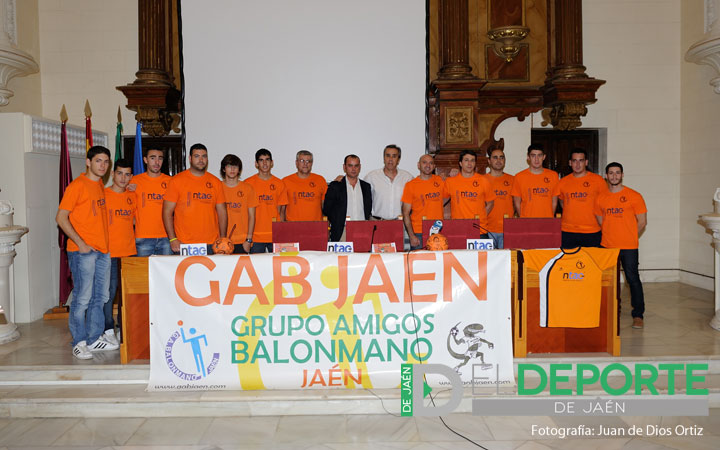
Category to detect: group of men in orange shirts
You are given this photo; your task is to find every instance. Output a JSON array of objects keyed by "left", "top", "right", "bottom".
[
  {"left": 57, "top": 142, "right": 648, "bottom": 359},
  {"left": 399, "top": 143, "right": 647, "bottom": 329}
]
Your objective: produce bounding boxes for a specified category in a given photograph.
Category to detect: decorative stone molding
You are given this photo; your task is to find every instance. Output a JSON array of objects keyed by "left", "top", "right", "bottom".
[
  {"left": 0, "top": 0, "right": 38, "bottom": 106},
  {"left": 0, "top": 199, "right": 28, "bottom": 345},
  {"left": 30, "top": 117, "right": 108, "bottom": 157},
  {"left": 686, "top": 0, "right": 720, "bottom": 94},
  {"left": 698, "top": 188, "right": 720, "bottom": 331}
]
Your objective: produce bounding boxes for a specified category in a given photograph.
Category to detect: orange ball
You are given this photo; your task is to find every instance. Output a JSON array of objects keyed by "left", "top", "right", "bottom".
[
  {"left": 425, "top": 233, "right": 449, "bottom": 251},
  {"left": 212, "top": 237, "right": 234, "bottom": 254}
]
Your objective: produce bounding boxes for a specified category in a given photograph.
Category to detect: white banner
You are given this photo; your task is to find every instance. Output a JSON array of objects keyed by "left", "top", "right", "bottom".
[{"left": 148, "top": 250, "right": 513, "bottom": 391}]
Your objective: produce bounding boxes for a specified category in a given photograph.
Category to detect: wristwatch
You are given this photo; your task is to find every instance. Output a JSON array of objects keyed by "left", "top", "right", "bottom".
[{"left": 245, "top": 238, "right": 253, "bottom": 243}]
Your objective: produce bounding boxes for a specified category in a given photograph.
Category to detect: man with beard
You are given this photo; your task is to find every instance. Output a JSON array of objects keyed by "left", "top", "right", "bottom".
[
  {"left": 130, "top": 148, "right": 172, "bottom": 255},
  {"left": 401, "top": 154, "right": 447, "bottom": 250},
  {"left": 162, "top": 143, "right": 227, "bottom": 254}
]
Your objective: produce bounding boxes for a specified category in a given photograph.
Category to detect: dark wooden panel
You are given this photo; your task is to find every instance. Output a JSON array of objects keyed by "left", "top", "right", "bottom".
[
  {"left": 489, "top": 0, "right": 524, "bottom": 28},
  {"left": 486, "top": 44, "right": 529, "bottom": 82}
]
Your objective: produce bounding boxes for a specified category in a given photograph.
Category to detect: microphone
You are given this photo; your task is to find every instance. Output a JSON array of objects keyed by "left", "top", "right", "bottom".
[
  {"left": 370, "top": 224, "right": 377, "bottom": 252},
  {"left": 472, "top": 222, "right": 499, "bottom": 249}
]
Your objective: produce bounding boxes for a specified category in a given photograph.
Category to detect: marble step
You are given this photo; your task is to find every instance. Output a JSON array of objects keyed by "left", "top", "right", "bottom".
[
  {"left": 2, "top": 374, "right": 719, "bottom": 418},
  {"left": 1, "top": 355, "right": 718, "bottom": 385}
]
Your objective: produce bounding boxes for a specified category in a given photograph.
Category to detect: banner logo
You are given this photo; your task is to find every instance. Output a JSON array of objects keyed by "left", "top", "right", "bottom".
[{"left": 165, "top": 320, "right": 220, "bottom": 381}]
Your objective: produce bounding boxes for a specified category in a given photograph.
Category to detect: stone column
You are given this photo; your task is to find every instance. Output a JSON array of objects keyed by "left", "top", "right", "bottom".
[
  {"left": 699, "top": 188, "right": 720, "bottom": 332},
  {"left": 0, "top": 201, "right": 28, "bottom": 345},
  {"left": 548, "top": 0, "right": 587, "bottom": 80},
  {"left": 438, "top": 0, "right": 474, "bottom": 79},
  {"left": 133, "top": 0, "right": 173, "bottom": 87},
  {"left": 0, "top": 0, "right": 39, "bottom": 106}
]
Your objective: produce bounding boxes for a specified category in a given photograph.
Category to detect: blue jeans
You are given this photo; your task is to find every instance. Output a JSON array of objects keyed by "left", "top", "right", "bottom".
[
  {"left": 619, "top": 249, "right": 645, "bottom": 319},
  {"left": 562, "top": 231, "right": 601, "bottom": 249},
  {"left": 105, "top": 257, "right": 120, "bottom": 331},
  {"left": 135, "top": 237, "right": 171, "bottom": 256},
  {"left": 410, "top": 233, "right": 424, "bottom": 250},
  {"left": 251, "top": 242, "right": 273, "bottom": 253},
  {"left": 488, "top": 232, "right": 504, "bottom": 249},
  {"left": 68, "top": 250, "right": 110, "bottom": 347}
]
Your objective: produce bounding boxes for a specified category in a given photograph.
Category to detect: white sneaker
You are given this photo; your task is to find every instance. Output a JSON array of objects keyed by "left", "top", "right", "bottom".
[
  {"left": 88, "top": 335, "right": 119, "bottom": 352},
  {"left": 103, "top": 329, "right": 119, "bottom": 346},
  {"left": 72, "top": 341, "right": 93, "bottom": 360}
]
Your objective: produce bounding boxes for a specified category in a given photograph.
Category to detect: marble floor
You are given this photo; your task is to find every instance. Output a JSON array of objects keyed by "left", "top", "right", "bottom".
[{"left": 0, "top": 282, "right": 719, "bottom": 449}]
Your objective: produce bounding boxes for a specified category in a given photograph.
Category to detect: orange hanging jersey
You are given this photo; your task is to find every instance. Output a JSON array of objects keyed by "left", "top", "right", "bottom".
[
  {"left": 164, "top": 170, "right": 226, "bottom": 244},
  {"left": 282, "top": 173, "right": 327, "bottom": 221},
  {"left": 553, "top": 172, "right": 607, "bottom": 233},
  {"left": 400, "top": 175, "right": 448, "bottom": 234},
  {"left": 445, "top": 173, "right": 496, "bottom": 230},
  {"left": 132, "top": 172, "right": 171, "bottom": 239},
  {"left": 595, "top": 187, "right": 647, "bottom": 249},
  {"left": 222, "top": 181, "right": 259, "bottom": 245},
  {"left": 245, "top": 174, "right": 289, "bottom": 243},
  {"left": 483, "top": 173, "right": 514, "bottom": 233},
  {"left": 524, "top": 247, "right": 619, "bottom": 328},
  {"left": 59, "top": 173, "right": 109, "bottom": 253},
  {"left": 104, "top": 188, "right": 137, "bottom": 257},
  {"left": 511, "top": 168, "right": 559, "bottom": 218}
]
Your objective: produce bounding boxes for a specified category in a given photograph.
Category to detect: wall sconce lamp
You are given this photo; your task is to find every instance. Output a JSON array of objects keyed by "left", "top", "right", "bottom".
[{"left": 488, "top": 25, "right": 529, "bottom": 62}]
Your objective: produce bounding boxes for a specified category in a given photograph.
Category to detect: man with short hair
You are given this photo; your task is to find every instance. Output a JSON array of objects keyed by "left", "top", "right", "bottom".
[
  {"left": 483, "top": 148, "right": 514, "bottom": 249},
  {"left": 104, "top": 159, "right": 136, "bottom": 346},
  {"left": 282, "top": 150, "right": 327, "bottom": 221},
  {"left": 364, "top": 145, "right": 413, "bottom": 220},
  {"left": 512, "top": 144, "right": 559, "bottom": 217},
  {"left": 163, "top": 143, "right": 227, "bottom": 254},
  {"left": 595, "top": 162, "right": 648, "bottom": 329},
  {"left": 323, "top": 154, "right": 372, "bottom": 242},
  {"left": 245, "top": 149, "right": 288, "bottom": 253},
  {"left": 56, "top": 146, "right": 118, "bottom": 359},
  {"left": 401, "top": 154, "right": 447, "bottom": 250},
  {"left": 220, "top": 154, "right": 257, "bottom": 254},
  {"left": 445, "top": 150, "right": 495, "bottom": 237},
  {"left": 553, "top": 148, "right": 608, "bottom": 248},
  {"left": 131, "top": 148, "right": 172, "bottom": 256}
]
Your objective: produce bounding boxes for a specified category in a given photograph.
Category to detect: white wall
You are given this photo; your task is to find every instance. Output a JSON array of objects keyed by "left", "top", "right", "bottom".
[
  {"left": 497, "top": 0, "right": 684, "bottom": 284},
  {"left": 680, "top": 0, "right": 720, "bottom": 289},
  {"left": 38, "top": 0, "right": 137, "bottom": 157},
  {"left": 181, "top": 0, "right": 426, "bottom": 180}
]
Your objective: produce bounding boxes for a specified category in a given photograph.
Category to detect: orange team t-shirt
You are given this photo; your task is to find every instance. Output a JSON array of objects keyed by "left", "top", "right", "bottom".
[
  {"left": 132, "top": 172, "right": 171, "bottom": 239},
  {"left": 553, "top": 172, "right": 607, "bottom": 233},
  {"left": 400, "top": 175, "right": 448, "bottom": 234},
  {"left": 164, "top": 170, "right": 226, "bottom": 244},
  {"left": 223, "top": 181, "right": 259, "bottom": 245},
  {"left": 524, "top": 247, "right": 620, "bottom": 328},
  {"left": 595, "top": 187, "right": 647, "bottom": 249},
  {"left": 58, "top": 173, "right": 109, "bottom": 253},
  {"left": 483, "top": 173, "right": 514, "bottom": 233},
  {"left": 444, "top": 173, "right": 496, "bottom": 230},
  {"left": 104, "top": 188, "right": 137, "bottom": 257},
  {"left": 245, "top": 174, "right": 289, "bottom": 243},
  {"left": 511, "top": 168, "right": 559, "bottom": 218},
  {"left": 282, "top": 173, "right": 328, "bottom": 221}
]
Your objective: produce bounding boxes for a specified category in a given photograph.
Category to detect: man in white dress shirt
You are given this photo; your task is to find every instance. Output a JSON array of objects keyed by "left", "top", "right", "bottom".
[{"left": 363, "top": 145, "right": 413, "bottom": 220}]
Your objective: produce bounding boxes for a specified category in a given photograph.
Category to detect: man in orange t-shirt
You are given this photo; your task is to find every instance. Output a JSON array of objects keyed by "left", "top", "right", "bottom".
[
  {"left": 282, "top": 150, "right": 327, "bottom": 222},
  {"left": 104, "top": 159, "right": 135, "bottom": 345},
  {"left": 220, "top": 154, "right": 258, "bottom": 254},
  {"left": 56, "top": 146, "right": 117, "bottom": 359},
  {"left": 245, "top": 148, "right": 289, "bottom": 253},
  {"left": 163, "top": 143, "right": 228, "bottom": 254},
  {"left": 401, "top": 154, "right": 448, "bottom": 249},
  {"left": 130, "top": 148, "right": 172, "bottom": 256},
  {"left": 483, "top": 148, "right": 514, "bottom": 248},
  {"left": 511, "top": 144, "right": 559, "bottom": 218},
  {"left": 553, "top": 148, "right": 608, "bottom": 249},
  {"left": 595, "top": 162, "right": 648, "bottom": 329},
  {"left": 445, "top": 150, "right": 495, "bottom": 235}
]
